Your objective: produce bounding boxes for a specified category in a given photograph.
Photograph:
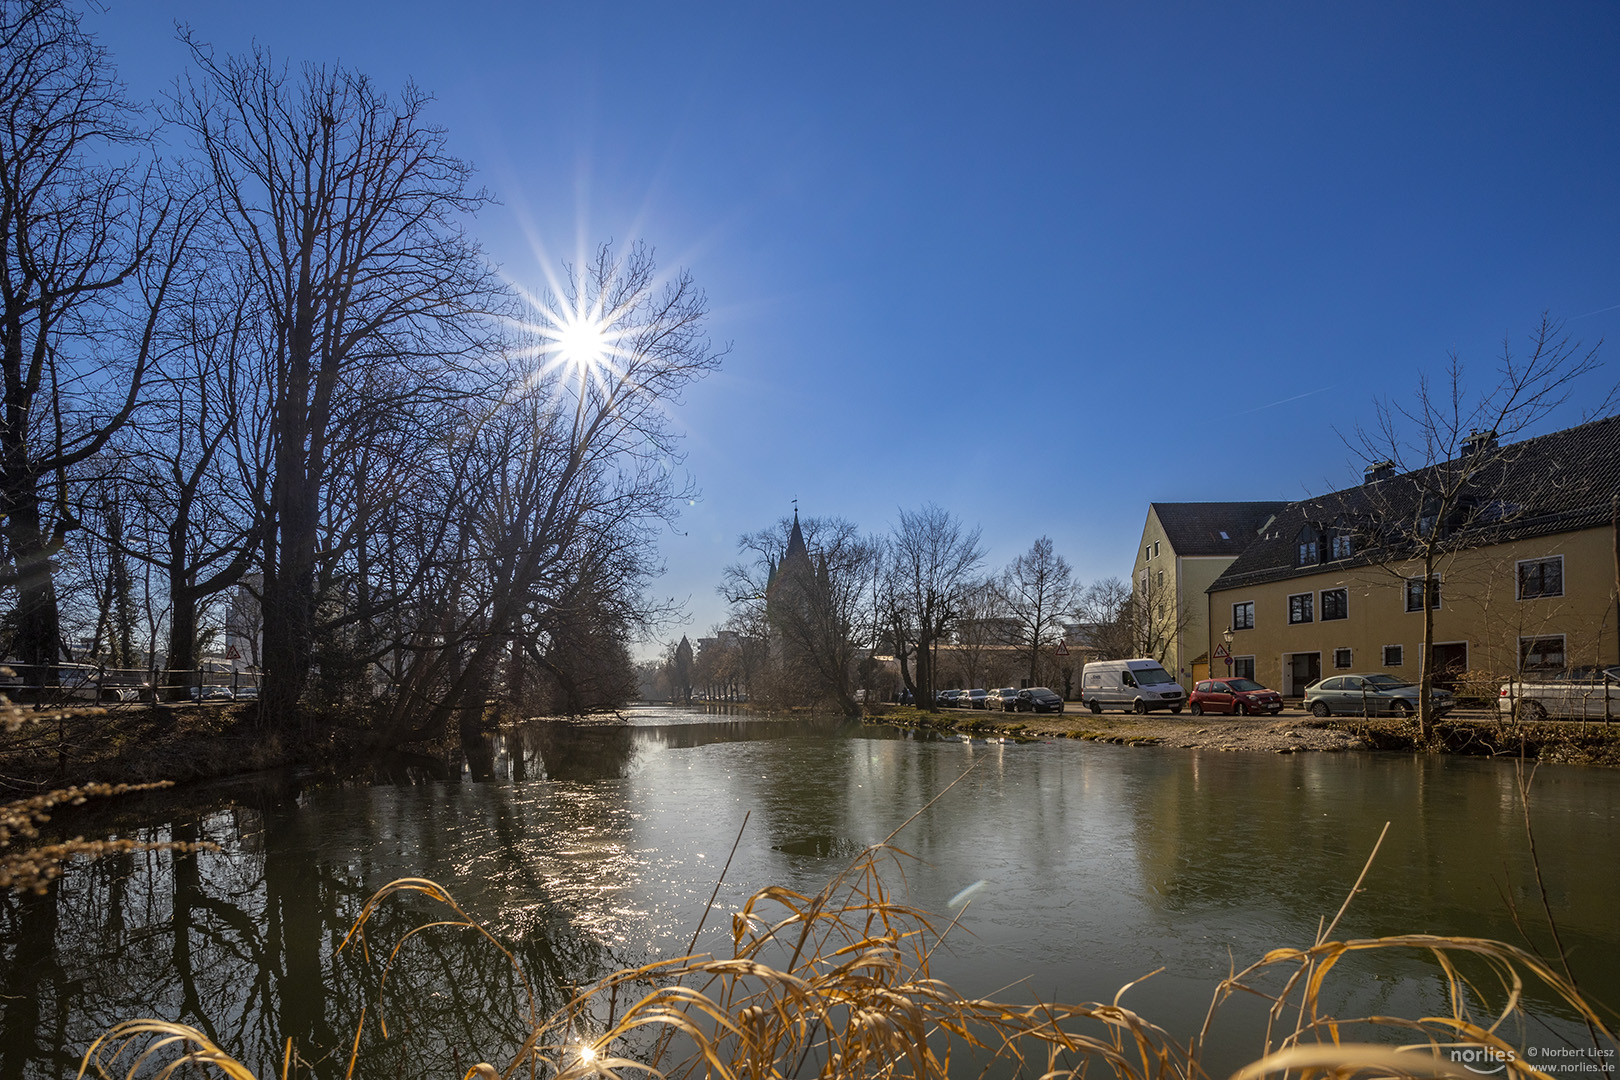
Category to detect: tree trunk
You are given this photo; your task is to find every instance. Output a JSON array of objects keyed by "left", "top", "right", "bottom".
[{"left": 3, "top": 492, "right": 61, "bottom": 680}]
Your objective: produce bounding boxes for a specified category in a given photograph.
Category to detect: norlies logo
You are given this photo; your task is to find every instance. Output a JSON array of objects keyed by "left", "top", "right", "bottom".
[{"left": 1450, "top": 1046, "right": 1516, "bottom": 1074}]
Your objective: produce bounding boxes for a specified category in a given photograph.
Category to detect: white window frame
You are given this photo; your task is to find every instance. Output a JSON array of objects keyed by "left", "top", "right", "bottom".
[
  {"left": 1333, "top": 647, "right": 1352, "bottom": 669},
  {"left": 1321, "top": 587, "right": 1348, "bottom": 621},
  {"left": 1518, "top": 634, "right": 1567, "bottom": 673},
  {"left": 1232, "top": 601, "right": 1254, "bottom": 631},
  {"left": 1383, "top": 644, "right": 1404, "bottom": 667},
  {"left": 1516, "top": 555, "right": 1564, "bottom": 600},
  {"left": 1288, "top": 592, "right": 1314, "bottom": 624},
  {"left": 1404, "top": 575, "right": 1441, "bottom": 613}
]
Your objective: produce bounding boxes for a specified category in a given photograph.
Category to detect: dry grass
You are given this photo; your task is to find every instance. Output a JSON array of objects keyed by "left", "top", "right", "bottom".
[{"left": 77, "top": 835, "right": 1618, "bottom": 1080}]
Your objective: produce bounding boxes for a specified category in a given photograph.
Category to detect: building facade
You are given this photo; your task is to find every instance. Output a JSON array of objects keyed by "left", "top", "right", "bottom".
[
  {"left": 1131, "top": 502, "right": 1284, "bottom": 688},
  {"left": 1205, "top": 417, "right": 1620, "bottom": 696}
]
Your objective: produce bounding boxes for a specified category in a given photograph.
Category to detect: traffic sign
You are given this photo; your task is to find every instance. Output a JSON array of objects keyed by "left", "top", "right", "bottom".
[
  {"left": 1054, "top": 641, "right": 1069, "bottom": 657},
  {"left": 1213, "top": 643, "right": 1230, "bottom": 660}
]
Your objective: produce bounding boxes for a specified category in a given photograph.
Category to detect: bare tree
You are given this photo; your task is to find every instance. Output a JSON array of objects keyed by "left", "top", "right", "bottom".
[
  {"left": 0, "top": 0, "right": 197, "bottom": 675},
  {"left": 375, "top": 243, "right": 721, "bottom": 748},
  {"left": 950, "top": 577, "right": 1008, "bottom": 690},
  {"left": 882, "top": 504, "right": 984, "bottom": 709},
  {"left": 1076, "top": 576, "right": 1135, "bottom": 660},
  {"left": 1343, "top": 315, "right": 1611, "bottom": 738},
  {"left": 999, "top": 535, "right": 1080, "bottom": 688},
  {"left": 176, "top": 45, "right": 504, "bottom": 733}
]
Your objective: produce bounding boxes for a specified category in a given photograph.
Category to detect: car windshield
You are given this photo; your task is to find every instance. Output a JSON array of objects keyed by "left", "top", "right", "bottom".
[
  {"left": 1228, "top": 679, "right": 1265, "bottom": 692},
  {"left": 1030, "top": 688, "right": 1059, "bottom": 699},
  {"left": 1365, "top": 675, "right": 1411, "bottom": 689},
  {"left": 1131, "top": 665, "right": 1176, "bottom": 686}
]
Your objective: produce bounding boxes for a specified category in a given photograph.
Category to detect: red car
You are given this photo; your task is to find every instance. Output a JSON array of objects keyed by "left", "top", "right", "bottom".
[{"left": 1188, "top": 678, "right": 1283, "bottom": 716}]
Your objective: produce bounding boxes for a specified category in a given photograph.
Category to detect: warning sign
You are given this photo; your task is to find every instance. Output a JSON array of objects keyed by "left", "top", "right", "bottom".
[
  {"left": 1213, "top": 644, "right": 1230, "bottom": 660},
  {"left": 1054, "top": 642, "right": 1069, "bottom": 657},
  {"left": 225, "top": 645, "right": 240, "bottom": 660}
]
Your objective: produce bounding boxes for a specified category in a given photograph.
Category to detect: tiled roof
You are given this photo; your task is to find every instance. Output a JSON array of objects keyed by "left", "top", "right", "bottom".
[
  {"left": 1208, "top": 415, "right": 1620, "bottom": 594},
  {"left": 1152, "top": 502, "right": 1287, "bottom": 557}
]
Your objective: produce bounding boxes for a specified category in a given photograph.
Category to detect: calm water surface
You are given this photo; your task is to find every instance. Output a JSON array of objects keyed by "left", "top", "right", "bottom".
[{"left": 4, "top": 705, "right": 1618, "bottom": 1078}]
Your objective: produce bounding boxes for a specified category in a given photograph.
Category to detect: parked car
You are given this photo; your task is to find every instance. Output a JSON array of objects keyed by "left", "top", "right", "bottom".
[
  {"left": 1014, "top": 686, "right": 1064, "bottom": 713},
  {"left": 988, "top": 687, "right": 1019, "bottom": 711},
  {"left": 1188, "top": 678, "right": 1283, "bottom": 716},
  {"left": 1498, "top": 665, "right": 1620, "bottom": 720},
  {"left": 1304, "top": 674, "right": 1454, "bottom": 718},
  {"left": 189, "top": 685, "right": 236, "bottom": 701},
  {"left": 960, "top": 688, "right": 988, "bottom": 710},
  {"left": 1080, "top": 659, "right": 1184, "bottom": 714},
  {"left": 936, "top": 689, "right": 963, "bottom": 708}
]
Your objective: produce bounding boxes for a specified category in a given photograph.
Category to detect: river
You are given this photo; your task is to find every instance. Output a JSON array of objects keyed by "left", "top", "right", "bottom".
[{"left": 3, "top": 705, "right": 1617, "bottom": 1079}]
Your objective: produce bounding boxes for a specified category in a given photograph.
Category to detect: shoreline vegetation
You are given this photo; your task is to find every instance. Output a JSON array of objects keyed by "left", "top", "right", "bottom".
[
  {"left": 865, "top": 703, "right": 1620, "bottom": 765},
  {"left": 5, "top": 697, "right": 1620, "bottom": 797}
]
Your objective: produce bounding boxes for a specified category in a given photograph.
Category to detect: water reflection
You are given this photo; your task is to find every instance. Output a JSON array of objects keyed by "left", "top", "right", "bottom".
[{"left": 2, "top": 708, "right": 1617, "bottom": 1080}]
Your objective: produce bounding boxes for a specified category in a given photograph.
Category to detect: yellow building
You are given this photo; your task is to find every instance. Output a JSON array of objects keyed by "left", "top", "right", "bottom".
[
  {"left": 1205, "top": 417, "right": 1620, "bottom": 696},
  {"left": 1132, "top": 502, "right": 1284, "bottom": 688}
]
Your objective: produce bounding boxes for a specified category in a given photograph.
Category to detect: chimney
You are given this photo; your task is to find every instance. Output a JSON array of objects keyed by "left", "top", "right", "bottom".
[
  {"left": 1462, "top": 429, "right": 1498, "bottom": 456},
  {"left": 1364, "top": 460, "right": 1396, "bottom": 484}
]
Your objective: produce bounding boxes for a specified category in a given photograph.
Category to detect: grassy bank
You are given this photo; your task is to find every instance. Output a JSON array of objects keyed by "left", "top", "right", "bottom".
[{"left": 1329, "top": 716, "right": 1620, "bottom": 765}]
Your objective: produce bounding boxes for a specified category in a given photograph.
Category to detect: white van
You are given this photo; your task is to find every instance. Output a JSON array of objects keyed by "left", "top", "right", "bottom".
[{"left": 1080, "top": 659, "right": 1185, "bottom": 714}]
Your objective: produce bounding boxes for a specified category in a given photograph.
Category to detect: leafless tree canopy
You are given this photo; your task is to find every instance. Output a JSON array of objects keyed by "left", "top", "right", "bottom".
[
  {"left": 999, "top": 535, "right": 1080, "bottom": 686},
  {"left": 882, "top": 504, "right": 984, "bottom": 708},
  {"left": 0, "top": 7, "right": 723, "bottom": 750}
]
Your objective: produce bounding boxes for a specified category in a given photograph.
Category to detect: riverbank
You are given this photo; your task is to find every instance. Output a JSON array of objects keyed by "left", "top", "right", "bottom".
[
  {"left": 12, "top": 697, "right": 1620, "bottom": 796},
  {"left": 0, "top": 702, "right": 309, "bottom": 794},
  {"left": 866, "top": 703, "right": 1620, "bottom": 764}
]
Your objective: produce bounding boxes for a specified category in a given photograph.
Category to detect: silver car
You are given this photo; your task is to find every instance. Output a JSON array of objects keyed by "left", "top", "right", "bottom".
[{"left": 1304, "top": 674, "right": 1454, "bottom": 718}]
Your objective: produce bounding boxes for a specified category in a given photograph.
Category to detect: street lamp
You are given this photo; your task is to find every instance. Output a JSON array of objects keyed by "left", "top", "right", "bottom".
[{"left": 1223, "top": 626, "right": 1234, "bottom": 675}]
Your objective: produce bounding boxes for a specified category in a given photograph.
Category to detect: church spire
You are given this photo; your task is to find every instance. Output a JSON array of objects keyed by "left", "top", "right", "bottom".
[{"left": 785, "top": 507, "right": 807, "bottom": 560}]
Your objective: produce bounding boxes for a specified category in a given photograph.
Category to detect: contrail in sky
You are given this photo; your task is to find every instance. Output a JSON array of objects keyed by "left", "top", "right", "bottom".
[
  {"left": 1572, "top": 301, "right": 1620, "bottom": 320},
  {"left": 1235, "top": 385, "right": 1336, "bottom": 415}
]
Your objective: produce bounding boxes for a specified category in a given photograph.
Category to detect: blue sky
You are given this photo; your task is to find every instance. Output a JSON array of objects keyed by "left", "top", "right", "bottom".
[{"left": 92, "top": 2, "right": 1620, "bottom": 652}]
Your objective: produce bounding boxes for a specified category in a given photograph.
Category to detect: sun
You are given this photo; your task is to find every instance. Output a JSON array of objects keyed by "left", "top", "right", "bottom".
[{"left": 551, "top": 310, "right": 612, "bottom": 373}]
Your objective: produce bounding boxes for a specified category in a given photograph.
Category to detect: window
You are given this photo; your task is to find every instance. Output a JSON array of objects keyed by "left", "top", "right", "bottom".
[
  {"left": 1288, "top": 592, "right": 1314, "bottom": 624},
  {"left": 1334, "top": 647, "right": 1352, "bottom": 669},
  {"left": 1329, "top": 524, "right": 1354, "bottom": 560},
  {"left": 1321, "top": 588, "right": 1347, "bottom": 621},
  {"left": 1153, "top": 540, "right": 1160, "bottom": 558},
  {"left": 1295, "top": 526, "right": 1320, "bottom": 567},
  {"left": 1232, "top": 601, "right": 1254, "bottom": 630},
  {"left": 1517, "top": 556, "right": 1564, "bottom": 600},
  {"left": 1233, "top": 656, "right": 1255, "bottom": 680},
  {"left": 1157, "top": 570, "right": 1164, "bottom": 588},
  {"left": 1405, "top": 575, "right": 1441, "bottom": 612},
  {"left": 1383, "top": 644, "right": 1404, "bottom": 667},
  {"left": 1145, "top": 545, "right": 1151, "bottom": 561},
  {"left": 1519, "top": 635, "right": 1566, "bottom": 673}
]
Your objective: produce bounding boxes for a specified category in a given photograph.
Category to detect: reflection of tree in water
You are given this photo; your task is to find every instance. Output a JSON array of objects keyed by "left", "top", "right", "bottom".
[
  {"left": 524, "top": 720, "right": 637, "bottom": 781},
  {"left": 0, "top": 774, "right": 636, "bottom": 1080}
]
